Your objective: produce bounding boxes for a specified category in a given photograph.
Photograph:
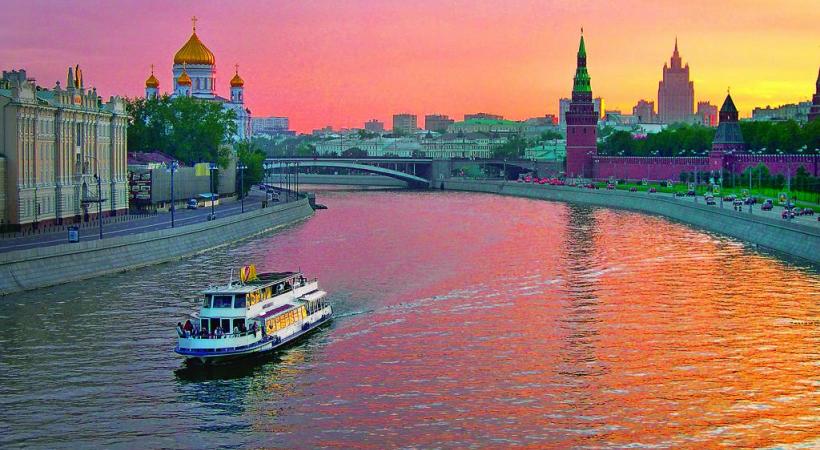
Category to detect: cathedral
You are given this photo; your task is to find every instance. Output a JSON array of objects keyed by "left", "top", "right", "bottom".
[{"left": 144, "top": 18, "right": 251, "bottom": 140}]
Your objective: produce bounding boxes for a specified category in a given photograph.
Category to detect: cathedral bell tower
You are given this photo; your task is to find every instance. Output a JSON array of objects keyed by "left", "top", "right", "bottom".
[
  {"left": 565, "top": 29, "right": 598, "bottom": 179},
  {"left": 230, "top": 64, "right": 244, "bottom": 104},
  {"left": 145, "top": 65, "right": 159, "bottom": 99}
]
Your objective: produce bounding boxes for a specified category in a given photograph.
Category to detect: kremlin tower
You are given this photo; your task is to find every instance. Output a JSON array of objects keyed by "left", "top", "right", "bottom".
[
  {"left": 709, "top": 91, "right": 745, "bottom": 171},
  {"left": 565, "top": 29, "right": 598, "bottom": 179}
]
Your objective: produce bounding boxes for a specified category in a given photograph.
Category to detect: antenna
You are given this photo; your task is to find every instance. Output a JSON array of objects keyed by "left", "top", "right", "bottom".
[{"left": 229, "top": 267, "right": 234, "bottom": 286}]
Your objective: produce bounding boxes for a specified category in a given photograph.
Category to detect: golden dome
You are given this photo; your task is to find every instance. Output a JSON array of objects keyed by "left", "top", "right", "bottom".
[
  {"left": 177, "top": 68, "right": 192, "bottom": 86},
  {"left": 145, "top": 65, "right": 159, "bottom": 88},
  {"left": 173, "top": 30, "right": 215, "bottom": 65},
  {"left": 230, "top": 66, "right": 244, "bottom": 87}
]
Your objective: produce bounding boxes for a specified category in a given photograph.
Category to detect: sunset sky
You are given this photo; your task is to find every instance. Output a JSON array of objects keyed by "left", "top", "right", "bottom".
[{"left": 1, "top": 0, "right": 818, "bottom": 132}]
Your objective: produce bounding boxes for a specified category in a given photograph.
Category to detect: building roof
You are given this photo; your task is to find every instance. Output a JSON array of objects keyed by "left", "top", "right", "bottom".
[
  {"left": 145, "top": 65, "right": 159, "bottom": 88},
  {"left": 720, "top": 93, "right": 738, "bottom": 113},
  {"left": 127, "top": 151, "right": 180, "bottom": 166},
  {"left": 174, "top": 24, "right": 215, "bottom": 65}
]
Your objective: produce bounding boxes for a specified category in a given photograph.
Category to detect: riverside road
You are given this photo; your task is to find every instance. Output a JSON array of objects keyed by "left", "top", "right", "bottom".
[{"left": 0, "top": 190, "right": 275, "bottom": 254}]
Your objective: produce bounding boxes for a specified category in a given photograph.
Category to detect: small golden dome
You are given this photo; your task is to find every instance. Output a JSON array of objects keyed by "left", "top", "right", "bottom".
[
  {"left": 177, "top": 68, "right": 192, "bottom": 86},
  {"left": 173, "top": 30, "right": 215, "bottom": 65},
  {"left": 145, "top": 65, "right": 159, "bottom": 88},
  {"left": 230, "top": 66, "right": 244, "bottom": 87}
]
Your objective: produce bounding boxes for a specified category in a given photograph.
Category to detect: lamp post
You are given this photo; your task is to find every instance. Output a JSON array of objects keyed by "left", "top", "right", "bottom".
[
  {"left": 167, "top": 160, "right": 179, "bottom": 228},
  {"left": 237, "top": 163, "right": 247, "bottom": 213},
  {"left": 94, "top": 174, "right": 103, "bottom": 239},
  {"left": 208, "top": 163, "right": 217, "bottom": 219}
]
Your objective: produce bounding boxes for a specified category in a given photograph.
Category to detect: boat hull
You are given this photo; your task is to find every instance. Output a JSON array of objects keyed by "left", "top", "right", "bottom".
[{"left": 176, "top": 312, "right": 332, "bottom": 365}]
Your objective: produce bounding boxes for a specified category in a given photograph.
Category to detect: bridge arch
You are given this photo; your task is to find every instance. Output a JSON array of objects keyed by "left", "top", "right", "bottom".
[{"left": 265, "top": 160, "right": 430, "bottom": 187}]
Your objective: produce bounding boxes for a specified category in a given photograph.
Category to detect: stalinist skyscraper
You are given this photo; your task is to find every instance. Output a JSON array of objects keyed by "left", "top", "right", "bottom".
[{"left": 658, "top": 39, "right": 694, "bottom": 124}]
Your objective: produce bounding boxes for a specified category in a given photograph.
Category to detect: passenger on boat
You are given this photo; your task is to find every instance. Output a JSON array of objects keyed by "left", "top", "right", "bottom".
[
  {"left": 175, "top": 322, "right": 184, "bottom": 338},
  {"left": 183, "top": 320, "right": 193, "bottom": 336},
  {"left": 233, "top": 325, "right": 239, "bottom": 335},
  {"left": 251, "top": 322, "right": 258, "bottom": 336},
  {"left": 215, "top": 326, "right": 224, "bottom": 338}
]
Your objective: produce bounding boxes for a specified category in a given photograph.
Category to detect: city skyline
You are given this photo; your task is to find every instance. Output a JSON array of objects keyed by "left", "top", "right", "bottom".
[{"left": 1, "top": 0, "right": 818, "bottom": 132}]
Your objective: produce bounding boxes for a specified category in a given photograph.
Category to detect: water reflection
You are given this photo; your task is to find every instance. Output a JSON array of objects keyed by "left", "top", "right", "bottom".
[{"left": 1, "top": 189, "right": 818, "bottom": 449}]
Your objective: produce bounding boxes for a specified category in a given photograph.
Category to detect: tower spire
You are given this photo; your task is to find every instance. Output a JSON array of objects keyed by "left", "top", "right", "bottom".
[
  {"left": 573, "top": 29, "right": 591, "bottom": 93},
  {"left": 191, "top": 15, "right": 197, "bottom": 32}
]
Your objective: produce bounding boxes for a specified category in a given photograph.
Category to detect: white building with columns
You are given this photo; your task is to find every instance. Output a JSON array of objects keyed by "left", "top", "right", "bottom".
[{"left": 145, "top": 18, "right": 251, "bottom": 140}]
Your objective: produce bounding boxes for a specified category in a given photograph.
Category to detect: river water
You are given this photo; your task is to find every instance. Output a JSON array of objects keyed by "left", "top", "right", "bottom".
[{"left": 1, "top": 189, "right": 818, "bottom": 449}]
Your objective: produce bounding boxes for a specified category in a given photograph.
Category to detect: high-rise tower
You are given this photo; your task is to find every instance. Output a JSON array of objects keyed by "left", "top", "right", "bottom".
[
  {"left": 658, "top": 39, "right": 694, "bottom": 124},
  {"left": 565, "top": 30, "right": 598, "bottom": 179}
]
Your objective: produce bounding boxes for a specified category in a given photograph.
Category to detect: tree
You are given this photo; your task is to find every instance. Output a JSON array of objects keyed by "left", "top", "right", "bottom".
[
  {"left": 493, "top": 135, "right": 527, "bottom": 158},
  {"left": 126, "top": 95, "right": 237, "bottom": 167},
  {"left": 235, "top": 139, "right": 266, "bottom": 195}
]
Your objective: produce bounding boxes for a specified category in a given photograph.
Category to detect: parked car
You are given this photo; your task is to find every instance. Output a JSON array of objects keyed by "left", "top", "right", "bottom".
[
  {"left": 524, "top": 176, "right": 532, "bottom": 183},
  {"left": 629, "top": 187, "right": 638, "bottom": 192},
  {"left": 705, "top": 196, "right": 716, "bottom": 205},
  {"left": 648, "top": 187, "right": 657, "bottom": 193},
  {"left": 186, "top": 198, "right": 198, "bottom": 210},
  {"left": 803, "top": 208, "right": 815, "bottom": 216},
  {"left": 686, "top": 190, "right": 696, "bottom": 196},
  {"left": 674, "top": 192, "right": 685, "bottom": 197},
  {"left": 782, "top": 210, "right": 796, "bottom": 219},
  {"left": 761, "top": 200, "right": 773, "bottom": 211},
  {"left": 723, "top": 195, "right": 736, "bottom": 201},
  {"left": 606, "top": 184, "right": 615, "bottom": 190}
]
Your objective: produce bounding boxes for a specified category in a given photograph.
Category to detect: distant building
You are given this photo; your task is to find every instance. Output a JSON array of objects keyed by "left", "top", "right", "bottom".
[
  {"left": 658, "top": 39, "right": 694, "bottom": 124},
  {"left": 464, "top": 112, "right": 504, "bottom": 121},
  {"left": 448, "top": 118, "right": 521, "bottom": 135},
  {"left": 421, "top": 132, "right": 503, "bottom": 159},
  {"left": 392, "top": 113, "right": 417, "bottom": 134},
  {"left": 810, "top": 68, "right": 820, "bottom": 122},
  {"left": 559, "top": 96, "right": 602, "bottom": 129},
  {"left": 632, "top": 99, "right": 656, "bottom": 123},
  {"left": 524, "top": 139, "right": 566, "bottom": 161},
  {"left": 0, "top": 68, "right": 129, "bottom": 230},
  {"left": 252, "top": 116, "right": 289, "bottom": 135},
  {"left": 697, "top": 101, "right": 718, "bottom": 127},
  {"left": 604, "top": 111, "right": 639, "bottom": 127},
  {"left": 364, "top": 119, "right": 384, "bottom": 133},
  {"left": 752, "top": 101, "right": 812, "bottom": 123},
  {"left": 314, "top": 136, "right": 420, "bottom": 158},
  {"left": 424, "top": 114, "right": 454, "bottom": 132}
]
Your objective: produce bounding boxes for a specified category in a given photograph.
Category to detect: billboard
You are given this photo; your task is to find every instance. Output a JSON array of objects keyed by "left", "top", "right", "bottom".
[{"left": 128, "top": 170, "right": 152, "bottom": 205}]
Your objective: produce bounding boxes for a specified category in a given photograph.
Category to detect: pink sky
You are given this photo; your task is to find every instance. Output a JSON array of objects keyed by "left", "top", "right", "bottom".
[{"left": 1, "top": 0, "right": 818, "bottom": 132}]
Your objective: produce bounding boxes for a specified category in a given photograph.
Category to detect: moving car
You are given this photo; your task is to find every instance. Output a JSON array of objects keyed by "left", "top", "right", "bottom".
[
  {"left": 761, "top": 200, "right": 773, "bottom": 211},
  {"left": 723, "top": 195, "right": 736, "bottom": 201},
  {"left": 186, "top": 198, "right": 198, "bottom": 209},
  {"left": 629, "top": 187, "right": 638, "bottom": 192},
  {"left": 686, "top": 190, "right": 696, "bottom": 196},
  {"left": 705, "top": 196, "right": 716, "bottom": 205},
  {"left": 648, "top": 187, "right": 657, "bottom": 193}
]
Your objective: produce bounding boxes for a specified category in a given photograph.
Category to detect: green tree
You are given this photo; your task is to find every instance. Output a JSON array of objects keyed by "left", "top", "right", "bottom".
[
  {"left": 126, "top": 95, "right": 237, "bottom": 167},
  {"left": 235, "top": 139, "right": 266, "bottom": 195}
]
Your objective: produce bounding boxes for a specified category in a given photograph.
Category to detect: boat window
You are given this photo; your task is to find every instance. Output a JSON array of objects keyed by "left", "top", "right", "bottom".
[
  {"left": 201, "top": 319, "right": 208, "bottom": 332},
  {"left": 212, "top": 295, "right": 233, "bottom": 308},
  {"left": 202, "top": 296, "right": 211, "bottom": 308},
  {"left": 234, "top": 294, "right": 246, "bottom": 309},
  {"left": 221, "top": 319, "right": 231, "bottom": 333}
]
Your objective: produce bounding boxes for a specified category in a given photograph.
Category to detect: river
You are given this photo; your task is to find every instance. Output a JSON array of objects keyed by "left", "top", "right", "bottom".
[{"left": 1, "top": 188, "right": 818, "bottom": 449}]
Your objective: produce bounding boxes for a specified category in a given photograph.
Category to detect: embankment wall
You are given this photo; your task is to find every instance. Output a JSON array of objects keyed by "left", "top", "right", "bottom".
[{"left": 0, "top": 198, "right": 314, "bottom": 295}]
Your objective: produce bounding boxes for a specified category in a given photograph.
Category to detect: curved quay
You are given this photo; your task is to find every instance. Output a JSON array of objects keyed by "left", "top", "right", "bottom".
[{"left": 442, "top": 179, "right": 820, "bottom": 266}]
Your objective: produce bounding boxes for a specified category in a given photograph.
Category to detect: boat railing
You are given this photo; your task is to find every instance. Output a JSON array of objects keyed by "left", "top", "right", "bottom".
[{"left": 179, "top": 329, "right": 261, "bottom": 340}]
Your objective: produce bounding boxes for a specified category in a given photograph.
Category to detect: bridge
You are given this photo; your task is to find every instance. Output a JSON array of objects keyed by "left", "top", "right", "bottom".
[{"left": 264, "top": 157, "right": 563, "bottom": 188}]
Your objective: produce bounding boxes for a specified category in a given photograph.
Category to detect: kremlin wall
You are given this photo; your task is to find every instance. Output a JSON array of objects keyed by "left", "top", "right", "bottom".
[{"left": 566, "top": 33, "right": 820, "bottom": 181}]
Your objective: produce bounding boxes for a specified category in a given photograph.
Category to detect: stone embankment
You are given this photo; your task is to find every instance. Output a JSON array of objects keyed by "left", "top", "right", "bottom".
[
  {"left": 443, "top": 180, "right": 820, "bottom": 265},
  {"left": 0, "top": 198, "right": 314, "bottom": 295}
]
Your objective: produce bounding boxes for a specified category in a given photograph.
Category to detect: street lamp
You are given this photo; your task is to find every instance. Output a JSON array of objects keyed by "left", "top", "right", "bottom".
[
  {"left": 237, "top": 162, "right": 247, "bottom": 213},
  {"left": 93, "top": 173, "right": 103, "bottom": 239},
  {"left": 208, "top": 163, "right": 218, "bottom": 220},
  {"left": 166, "top": 160, "right": 179, "bottom": 228}
]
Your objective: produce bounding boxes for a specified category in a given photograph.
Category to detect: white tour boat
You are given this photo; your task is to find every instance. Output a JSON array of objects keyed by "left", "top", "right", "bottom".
[{"left": 175, "top": 266, "right": 332, "bottom": 364}]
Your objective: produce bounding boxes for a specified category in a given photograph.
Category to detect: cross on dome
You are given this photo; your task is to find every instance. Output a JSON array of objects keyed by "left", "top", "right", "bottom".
[{"left": 192, "top": 16, "right": 197, "bottom": 32}]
